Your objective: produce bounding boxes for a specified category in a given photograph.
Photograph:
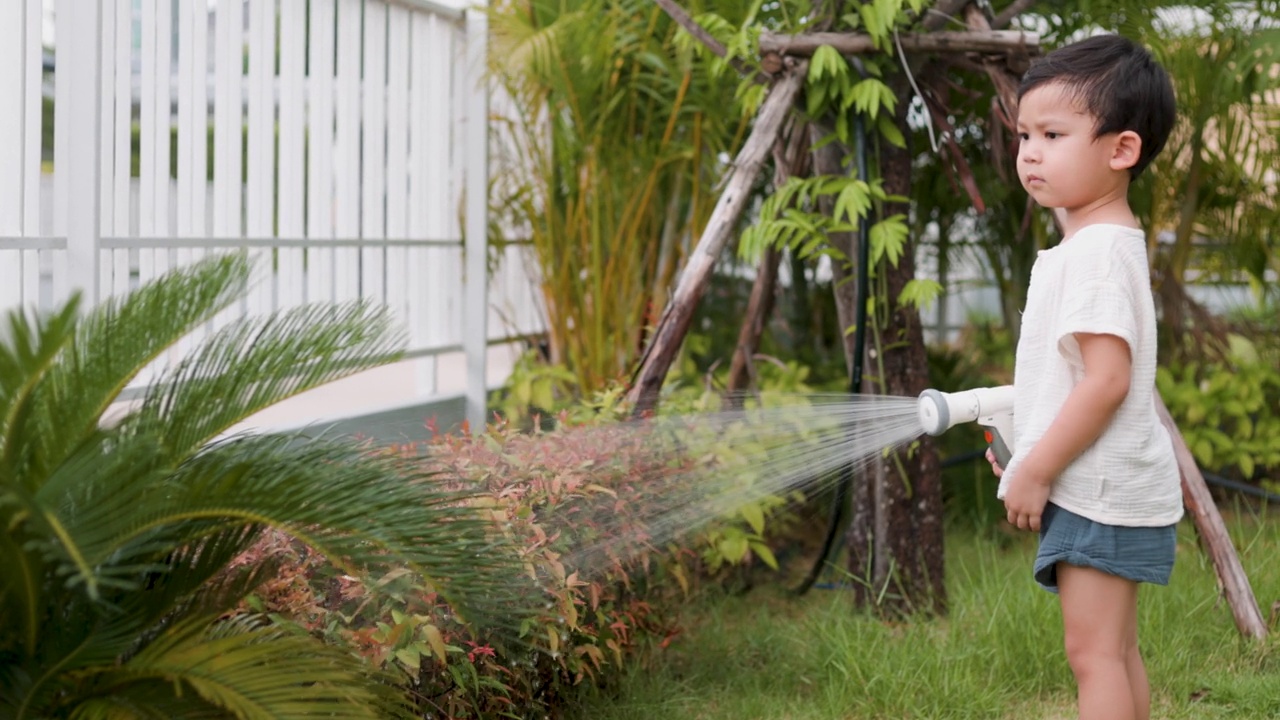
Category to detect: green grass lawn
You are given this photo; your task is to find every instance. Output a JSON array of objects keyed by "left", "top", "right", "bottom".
[{"left": 565, "top": 506, "right": 1280, "bottom": 719}]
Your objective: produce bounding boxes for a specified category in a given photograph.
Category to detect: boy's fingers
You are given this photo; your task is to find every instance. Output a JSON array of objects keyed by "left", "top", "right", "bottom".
[{"left": 985, "top": 449, "right": 1003, "bottom": 477}]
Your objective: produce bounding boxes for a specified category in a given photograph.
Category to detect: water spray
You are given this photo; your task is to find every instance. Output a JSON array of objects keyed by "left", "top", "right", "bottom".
[{"left": 916, "top": 385, "right": 1015, "bottom": 466}]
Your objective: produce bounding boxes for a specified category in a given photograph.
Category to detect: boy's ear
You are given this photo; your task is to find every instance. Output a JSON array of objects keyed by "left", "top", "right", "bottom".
[{"left": 1110, "top": 131, "right": 1143, "bottom": 172}]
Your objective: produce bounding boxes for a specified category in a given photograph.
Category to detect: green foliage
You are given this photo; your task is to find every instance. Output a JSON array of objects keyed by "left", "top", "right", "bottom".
[
  {"left": 897, "top": 277, "right": 943, "bottom": 310},
  {"left": 0, "top": 255, "right": 527, "bottom": 719},
  {"left": 807, "top": 46, "right": 897, "bottom": 130},
  {"left": 741, "top": 0, "right": 936, "bottom": 334},
  {"left": 805, "top": 45, "right": 901, "bottom": 148},
  {"left": 490, "top": 349, "right": 580, "bottom": 428},
  {"left": 242, "top": 408, "right": 802, "bottom": 716},
  {"left": 738, "top": 175, "right": 907, "bottom": 267},
  {"left": 1157, "top": 336, "right": 1280, "bottom": 482}
]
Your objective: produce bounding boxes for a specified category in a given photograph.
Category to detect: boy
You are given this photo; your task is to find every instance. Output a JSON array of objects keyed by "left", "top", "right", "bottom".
[{"left": 987, "top": 34, "right": 1184, "bottom": 720}]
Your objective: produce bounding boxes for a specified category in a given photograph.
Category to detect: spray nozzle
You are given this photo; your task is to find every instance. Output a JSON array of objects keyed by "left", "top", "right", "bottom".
[{"left": 917, "top": 385, "right": 1016, "bottom": 466}]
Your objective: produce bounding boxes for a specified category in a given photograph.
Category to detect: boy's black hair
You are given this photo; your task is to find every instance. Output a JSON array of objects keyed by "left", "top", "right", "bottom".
[{"left": 1018, "top": 34, "right": 1176, "bottom": 178}]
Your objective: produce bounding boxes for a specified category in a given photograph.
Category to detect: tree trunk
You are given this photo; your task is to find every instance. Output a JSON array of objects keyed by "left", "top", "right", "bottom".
[
  {"left": 627, "top": 62, "right": 808, "bottom": 415},
  {"left": 851, "top": 86, "right": 947, "bottom": 617}
]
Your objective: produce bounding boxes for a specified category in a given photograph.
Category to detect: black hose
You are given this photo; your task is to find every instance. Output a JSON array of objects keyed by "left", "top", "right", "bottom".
[
  {"left": 794, "top": 105, "right": 872, "bottom": 596},
  {"left": 1200, "top": 470, "right": 1280, "bottom": 503},
  {"left": 938, "top": 449, "right": 1280, "bottom": 504}
]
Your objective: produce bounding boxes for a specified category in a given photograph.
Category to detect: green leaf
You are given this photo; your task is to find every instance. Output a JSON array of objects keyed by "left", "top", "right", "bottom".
[
  {"left": 424, "top": 624, "right": 449, "bottom": 663},
  {"left": 1193, "top": 437, "right": 1214, "bottom": 465},
  {"left": 1240, "top": 455, "right": 1255, "bottom": 479},
  {"left": 898, "top": 279, "right": 944, "bottom": 310},
  {"left": 834, "top": 180, "right": 873, "bottom": 224},
  {"left": 859, "top": 4, "right": 883, "bottom": 40},
  {"left": 719, "top": 534, "right": 750, "bottom": 564},
  {"left": 395, "top": 647, "right": 422, "bottom": 670},
  {"left": 870, "top": 215, "right": 910, "bottom": 267},
  {"left": 736, "top": 77, "right": 768, "bottom": 117},
  {"left": 878, "top": 113, "right": 906, "bottom": 148},
  {"left": 750, "top": 541, "right": 779, "bottom": 570},
  {"left": 739, "top": 502, "right": 766, "bottom": 535},
  {"left": 812, "top": 45, "right": 847, "bottom": 82}
]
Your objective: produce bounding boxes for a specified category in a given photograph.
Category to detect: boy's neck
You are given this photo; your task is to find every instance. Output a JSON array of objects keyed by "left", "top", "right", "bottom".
[{"left": 1059, "top": 186, "right": 1139, "bottom": 240}]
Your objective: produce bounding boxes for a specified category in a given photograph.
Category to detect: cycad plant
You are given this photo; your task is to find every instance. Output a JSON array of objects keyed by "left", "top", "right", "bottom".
[{"left": 0, "top": 254, "right": 522, "bottom": 718}]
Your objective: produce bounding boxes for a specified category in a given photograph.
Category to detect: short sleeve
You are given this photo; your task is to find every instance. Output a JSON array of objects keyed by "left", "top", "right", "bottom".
[{"left": 1055, "top": 275, "right": 1137, "bottom": 367}]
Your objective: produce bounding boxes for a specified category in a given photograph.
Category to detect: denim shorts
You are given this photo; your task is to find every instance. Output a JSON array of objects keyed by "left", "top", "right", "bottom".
[{"left": 1034, "top": 502, "right": 1177, "bottom": 593}]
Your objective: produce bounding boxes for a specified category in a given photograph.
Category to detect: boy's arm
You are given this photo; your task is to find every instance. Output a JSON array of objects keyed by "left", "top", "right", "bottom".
[
  {"left": 1018, "top": 332, "right": 1132, "bottom": 486},
  {"left": 1002, "top": 332, "right": 1131, "bottom": 530}
]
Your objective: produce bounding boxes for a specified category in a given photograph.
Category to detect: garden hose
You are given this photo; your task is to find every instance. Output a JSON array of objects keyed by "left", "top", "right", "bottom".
[{"left": 794, "top": 103, "right": 872, "bottom": 596}]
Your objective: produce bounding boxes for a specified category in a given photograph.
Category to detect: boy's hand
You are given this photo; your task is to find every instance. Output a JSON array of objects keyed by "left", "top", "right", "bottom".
[
  {"left": 1003, "top": 471, "right": 1052, "bottom": 532},
  {"left": 985, "top": 448, "right": 1004, "bottom": 478}
]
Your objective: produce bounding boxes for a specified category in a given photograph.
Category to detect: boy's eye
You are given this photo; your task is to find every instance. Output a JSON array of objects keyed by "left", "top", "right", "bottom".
[{"left": 1045, "top": 132, "right": 1060, "bottom": 139}]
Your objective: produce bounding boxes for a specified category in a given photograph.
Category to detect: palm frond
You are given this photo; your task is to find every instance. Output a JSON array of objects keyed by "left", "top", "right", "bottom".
[
  {"left": 70, "top": 691, "right": 225, "bottom": 720},
  {"left": 136, "top": 300, "right": 403, "bottom": 460},
  {"left": 7, "top": 254, "right": 248, "bottom": 487},
  {"left": 23, "top": 429, "right": 528, "bottom": 627},
  {"left": 0, "top": 297, "right": 82, "bottom": 484},
  {"left": 80, "top": 615, "right": 410, "bottom": 720},
  {"left": 115, "top": 524, "right": 269, "bottom": 647}
]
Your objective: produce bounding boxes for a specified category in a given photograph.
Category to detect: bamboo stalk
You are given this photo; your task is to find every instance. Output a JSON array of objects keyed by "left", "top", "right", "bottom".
[
  {"left": 626, "top": 61, "right": 808, "bottom": 414},
  {"left": 759, "top": 29, "right": 1039, "bottom": 57},
  {"left": 1155, "top": 396, "right": 1268, "bottom": 640}
]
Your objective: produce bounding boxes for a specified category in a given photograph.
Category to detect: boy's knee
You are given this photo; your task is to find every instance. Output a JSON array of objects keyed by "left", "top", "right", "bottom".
[{"left": 1063, "top": 634, "right": 1130, "bottom": 679}]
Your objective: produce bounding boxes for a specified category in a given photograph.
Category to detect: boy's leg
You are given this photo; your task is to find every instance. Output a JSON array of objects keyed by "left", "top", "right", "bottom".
[
  {"left": 1057, "top": 563, "right": 1142, "bottom": 720},
  {"left": 1126, "top": 615, "right": 1151, "bottom": 720}
]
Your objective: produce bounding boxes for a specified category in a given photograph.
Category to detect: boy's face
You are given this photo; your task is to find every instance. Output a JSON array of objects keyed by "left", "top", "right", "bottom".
[{"left": 1015, "top": 82, "right": 1126, "bottom": 212}]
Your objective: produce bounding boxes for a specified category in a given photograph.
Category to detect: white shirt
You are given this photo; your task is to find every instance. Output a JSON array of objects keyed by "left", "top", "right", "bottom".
[{"left": 997, "top": 224, "right": 1183, "bottom": 527}]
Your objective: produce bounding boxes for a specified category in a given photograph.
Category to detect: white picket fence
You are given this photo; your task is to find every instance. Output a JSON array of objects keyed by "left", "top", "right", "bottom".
[{"left": 0, "top": 0, "right": 545, "bottom": 433}]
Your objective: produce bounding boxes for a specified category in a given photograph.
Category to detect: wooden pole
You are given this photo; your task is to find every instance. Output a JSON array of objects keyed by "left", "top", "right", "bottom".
[
  {"left": 626, "top": 62, "right": 808, "bottom": 415},
  {"left": 725, "top": 246, "right": 781, "bottom": 396},
  {"left": 727, "top": 122, "right": 810, "bottom": 396},
  {"left": 759, "top": 29, "right": 1039, "bottom": 57},
  {"left": 1155, "top": 396, "right": 1268, "bottom": 640}
]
